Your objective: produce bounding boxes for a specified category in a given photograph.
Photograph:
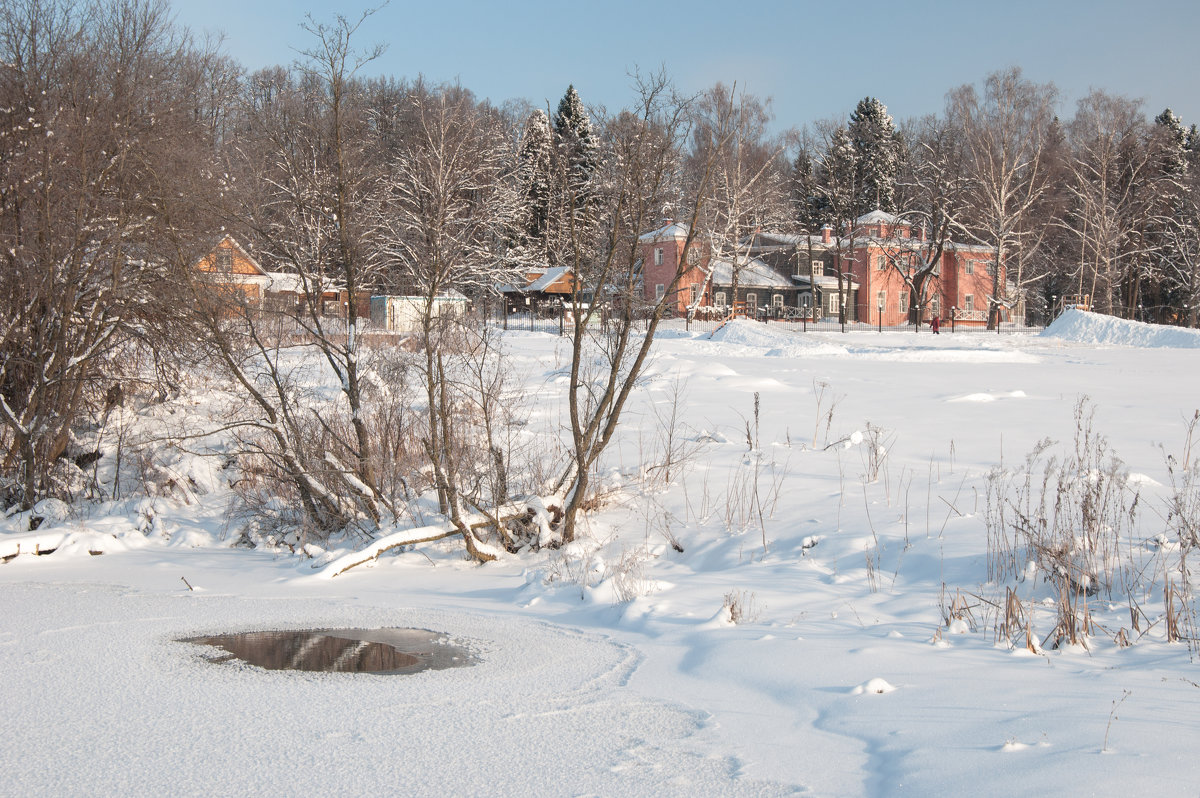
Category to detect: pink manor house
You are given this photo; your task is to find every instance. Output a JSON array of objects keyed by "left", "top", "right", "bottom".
[{"left": 639, "top": 211, "right": 1008, "bottom": 327}]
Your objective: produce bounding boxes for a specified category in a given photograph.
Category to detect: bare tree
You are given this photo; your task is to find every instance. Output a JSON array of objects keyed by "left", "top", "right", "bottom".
[
  {"left": 881, "top": 113, "right": 972, "bottom": 327},
  {"left": 949, "top": 68, "right": 1057, "bottom": 328},
  {"left": 372, "top": 85, "right": 524, "bottom": 561},
  {"left": 550, "top": 71, "right": 727, "bottom": 544},
  {"left": 0, "top": 0, "right": 217, "bottom": 509},
  {"left": 687, "top": 83, "right": 788, "bottom": 318},
  {"left": 1061, "top": 91, "right": 1156, "bottom": 317},
  {"left": 232, "top": 9, "right": 388, "bottom": 523}
]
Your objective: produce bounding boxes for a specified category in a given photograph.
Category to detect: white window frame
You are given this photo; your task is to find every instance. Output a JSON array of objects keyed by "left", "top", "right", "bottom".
[
  {"left": 875, "top": 254, "right": 885, "bottom": 271},
  {"left": 655, "top": 283, "right": 665, "bottom": 300},
  {"left": 828, "top": 292, "right": 840, "bottom": 314},
  {"left": 715, "top": 291, "right": 727, "bottom": 307},
  {"left": 964, "top": 260, "right": 974, "bottom": 275},
  {"left": 654, "top": 247, "right": 663, "bottom": 266},
  {"left": 811, "top": 259, "right": 825, "bottom": 275},
  {"left": 745, "top": 292, "right": 758, "bottom": 310},
  {"left": 898, "top": 291, "right": 908, "bottom": 314},
  {"left": 772, "top": 294, "right": 784, "bottom": 308},
  {"left": 964, "top": 294, "right": 974, "bottom": 311},
  {"left": 217, "top": 248, "right": 233, "bottom": 269}
]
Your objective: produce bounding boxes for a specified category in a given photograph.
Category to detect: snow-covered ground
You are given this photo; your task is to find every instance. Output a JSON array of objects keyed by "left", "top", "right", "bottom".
[{"left": 4, "top": 310, "right": 1200, "bottom": 797}]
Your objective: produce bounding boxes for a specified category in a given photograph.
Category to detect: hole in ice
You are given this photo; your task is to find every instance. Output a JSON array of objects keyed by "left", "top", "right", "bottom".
[{"left": 180, "top": 628, "right": 476, "bottom": 674}]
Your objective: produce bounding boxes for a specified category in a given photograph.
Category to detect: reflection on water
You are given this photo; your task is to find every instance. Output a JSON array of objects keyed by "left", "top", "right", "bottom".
[{"left": 181, "top": 628, "right": 476, "bottom": 674}]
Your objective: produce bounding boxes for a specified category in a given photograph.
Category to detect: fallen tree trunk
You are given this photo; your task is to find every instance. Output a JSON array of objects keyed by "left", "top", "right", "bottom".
[{"left": 317, "top": 497, "right": 558, "bottom": 579}]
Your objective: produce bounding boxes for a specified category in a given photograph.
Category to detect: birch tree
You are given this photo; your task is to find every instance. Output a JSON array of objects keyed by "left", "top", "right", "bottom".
[
  {"left": 949, "top": 68, "right": 1057, "bottom": 328},
  {"left": 373, "top": 86, "right": 524, "bottom": 561},
  {"left": 688, "top": 83, "right": 788, "bottom": 318},
  {"left": 1062, "top": 91, "right": 1155, "bottom": 317}
]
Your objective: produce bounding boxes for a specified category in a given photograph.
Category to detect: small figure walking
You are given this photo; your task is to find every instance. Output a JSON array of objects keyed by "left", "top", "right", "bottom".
[{"left": 931, "top": 314, "right": 941, "bottom": 334}]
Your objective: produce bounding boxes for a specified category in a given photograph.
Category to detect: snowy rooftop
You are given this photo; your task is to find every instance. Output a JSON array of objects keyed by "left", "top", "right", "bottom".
[
  {"left": 707, "top": 256, "right": 793, "bottom": 288},
  {"left": 855, "top": 209, "right": 907, "bottom": 226},
  {"left": 638, "top": 221, "right": 690, "bottom": 242}
]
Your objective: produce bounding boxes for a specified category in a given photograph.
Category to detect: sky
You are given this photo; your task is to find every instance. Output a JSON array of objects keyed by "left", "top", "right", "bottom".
[{"left": 174, "top": 0, "right": 1199, "bottom": 133}]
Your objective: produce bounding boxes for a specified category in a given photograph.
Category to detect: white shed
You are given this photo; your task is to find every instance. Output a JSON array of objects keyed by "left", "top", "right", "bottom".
[{"left": 370, "top": 295, "right": 470, "bottom": 332}]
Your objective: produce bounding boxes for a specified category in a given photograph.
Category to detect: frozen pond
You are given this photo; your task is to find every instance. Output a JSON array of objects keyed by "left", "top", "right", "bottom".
[{"left": 182, "top": 628, "right": 476, "bottom": 674}]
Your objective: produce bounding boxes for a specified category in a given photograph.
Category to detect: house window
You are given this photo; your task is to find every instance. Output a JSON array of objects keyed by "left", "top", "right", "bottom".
[
  {"left": 715, "top": 291, "right": 727, "bottom": 307},
  {"left": 772, "top": 294, "right": 783, "bottom": 307},
  {"left": 811, "top": 259, "right": 824, "bottom": 274},
  {"left": 964, "top": 260, "right": 974, "bottom": 275},
  {"left": 217, "top": 248, "right": 233, "bottom": 269},
  {"left": 745, "top": 292, "right": 758, "bottom": 310},
  {"left": 898, "top": 292, "right": 908, "bottom": 314},
  {"left": 931, "top": 296, "right": 940, "bottom": 315},
  {"left": 986, "top": 261, "right": 997, "bottom": 277},
  {"left": 655, "top": 283, "right": 666, "bottom": 300},
  {"left": 828, "top": 293, "right": 840, "bottom": 314},
  {"left": 690, "top": 285, "right": 699, "bottom": 303},
  {"left": 687, "top": 248, "right": 699, "bottom": 265},
  {"left": 964, "top": 294, "right": 974, "bottom": 311},
  {"left": 877, "top": 290, "right": 886, "bottom": 311},
  {"left": 876, "top": 254, "right": 885, "bottom": 270},
  {"left": 654, "top": 247, "right": 664, "bottom": 266}
]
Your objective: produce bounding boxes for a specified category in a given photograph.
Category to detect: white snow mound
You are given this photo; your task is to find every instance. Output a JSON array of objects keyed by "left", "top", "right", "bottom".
[
  {"left": 851, "top": 677, "right": 897, "bottom": 695},
  {"left": 1042, "top": 309, "right": 1200, "bottom": 348}
]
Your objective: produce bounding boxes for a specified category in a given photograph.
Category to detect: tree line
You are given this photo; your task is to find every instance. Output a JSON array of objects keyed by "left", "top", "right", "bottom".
[{"left": 2, "top": 0, "right": 1196, "bottom": 556}]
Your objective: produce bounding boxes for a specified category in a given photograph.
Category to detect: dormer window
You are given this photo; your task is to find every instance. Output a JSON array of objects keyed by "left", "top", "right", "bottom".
[{"left": 217, "top": 248, "right": 233, "bottom": 269}]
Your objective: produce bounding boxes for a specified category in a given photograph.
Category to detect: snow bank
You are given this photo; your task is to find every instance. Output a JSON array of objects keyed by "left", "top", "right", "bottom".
[{"left": 1042, "top": 309, "right": 1200, "bottom": 348}]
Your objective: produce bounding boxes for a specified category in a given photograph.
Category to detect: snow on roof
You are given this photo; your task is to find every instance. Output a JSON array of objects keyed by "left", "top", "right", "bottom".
[
  {"left": 791, "top": 274, "right": 859, "bottom": 290},
  {"left": 498, "top": 266, "right": 573, "bottom": 294},
  {"left": 265, "top": 272, "right": 305, "bottom": 294},
  {"left": 708, "top": 257, "right": 793, "bottom": 289},
  {"left": 855, "top": 210, "right": 906, "bottom": 226},
  {"left": 525, "top": 266, "right": 571, "bottom": 292},
  {"left": 638, "top": 221, "right": 690, "bottom": 242}
]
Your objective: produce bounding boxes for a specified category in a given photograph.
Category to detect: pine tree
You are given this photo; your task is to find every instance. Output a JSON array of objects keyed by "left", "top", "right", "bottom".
[
  {"left": 790, "top": 147, "right": 828, "bottom": 232},
  {"left": 552, "top": 85, "right": 599, "bottom": 197},
  {"left": 816, "top": 127, "right": 859, "bottom": 224},
  {"left": 516, "top": 109, "right": 555, "bottom": 262},
  {"left": 1153, "top": 108, "right": 1189, "bottom": 179},
  {"left": 848, "top": 96, "right": 899, "bottom": 215}
]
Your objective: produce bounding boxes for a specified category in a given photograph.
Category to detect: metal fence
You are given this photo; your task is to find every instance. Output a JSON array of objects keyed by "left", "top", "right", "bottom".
[{"left": 486, "top": 305, "right": 1042, "bottom": 337}]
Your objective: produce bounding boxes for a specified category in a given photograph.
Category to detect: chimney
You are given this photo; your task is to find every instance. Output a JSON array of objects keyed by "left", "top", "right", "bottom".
[{"left": 821, "top": 224, "right": 832, "bottom": 245}]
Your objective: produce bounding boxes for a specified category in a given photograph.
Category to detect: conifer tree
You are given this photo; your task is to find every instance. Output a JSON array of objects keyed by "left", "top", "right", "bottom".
[
  {"left": 552, "top": 85, "right": 599, "bottom": 197},
  {"left": 848, "top": 96, "right": 900, "bottom": 214},
  {"left": 516, "top": 109, "right": 556, "bottom": 263},
  {"left": 790, "top": 147, "right": 828, "bottom": 232}
]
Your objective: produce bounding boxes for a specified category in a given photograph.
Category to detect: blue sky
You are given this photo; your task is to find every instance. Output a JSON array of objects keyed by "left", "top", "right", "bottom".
[{"left": 174, "top": 0, "right": 1200, "bottom": 132}]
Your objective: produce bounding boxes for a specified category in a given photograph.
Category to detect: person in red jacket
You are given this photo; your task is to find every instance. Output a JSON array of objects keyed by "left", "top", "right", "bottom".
[{"left": 931, "top": 314, "right": 941, "bottom": 334}]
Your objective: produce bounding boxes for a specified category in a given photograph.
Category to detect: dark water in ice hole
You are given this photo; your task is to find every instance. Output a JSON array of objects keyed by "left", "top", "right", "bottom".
[{"left": 181, "top": 628, "right": 476, "bottom": 674}]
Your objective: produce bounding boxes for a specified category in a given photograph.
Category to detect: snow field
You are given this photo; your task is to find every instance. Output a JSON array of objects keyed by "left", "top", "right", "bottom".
[{"left": 3, "top": 310, "right": 1200, "bottom": 796}]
